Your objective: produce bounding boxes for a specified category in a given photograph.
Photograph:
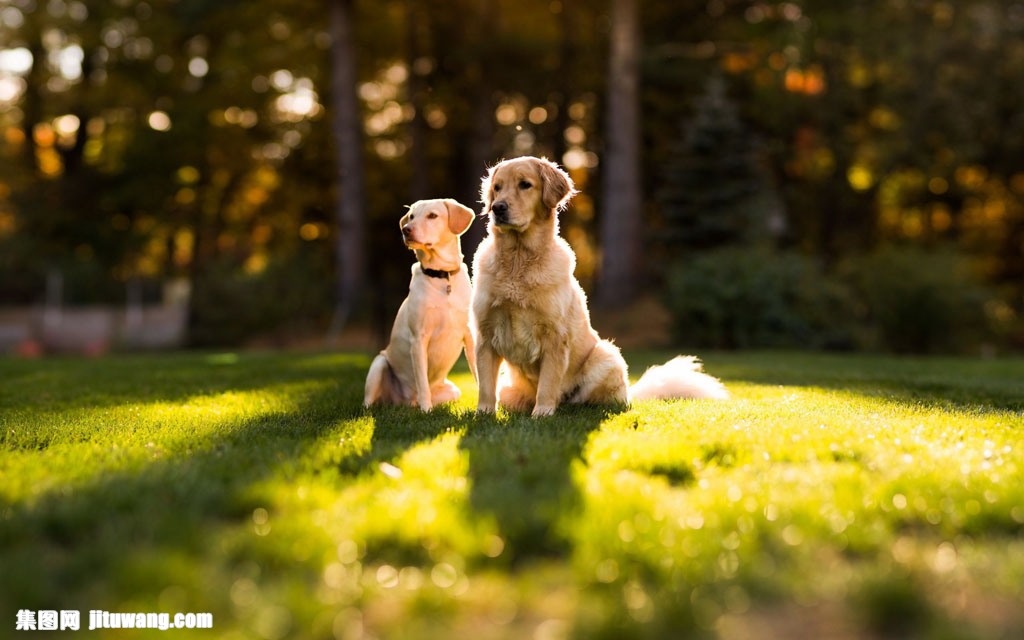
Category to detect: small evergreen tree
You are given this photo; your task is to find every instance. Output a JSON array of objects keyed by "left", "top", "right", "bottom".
[{"left": 657, "top": 75, "right": 782, "bottom": 251}]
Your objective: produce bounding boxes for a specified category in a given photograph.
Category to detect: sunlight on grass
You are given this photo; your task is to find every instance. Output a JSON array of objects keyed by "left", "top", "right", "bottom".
[
  {"left": 0, "top": 382, "right": 329, "bottom": 504},
  {"left": 267, "top": 428, "right": 500, "bottom": 561},
  {"left": 571, "top": 383, "right": 1024, "bottom": 636},
  {"left": 1, "top": 352, "right": 1022, "bottom": 639}
]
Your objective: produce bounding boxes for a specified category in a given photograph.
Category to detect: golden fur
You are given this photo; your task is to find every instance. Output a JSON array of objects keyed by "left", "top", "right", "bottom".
[{"left": 471, "top": 156, "right": 727, "bottom": 417}]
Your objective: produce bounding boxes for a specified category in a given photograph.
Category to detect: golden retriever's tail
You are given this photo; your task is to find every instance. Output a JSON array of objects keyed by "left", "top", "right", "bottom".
[{"left": 628, "top": 356, "right": 729, "bottom": 401}]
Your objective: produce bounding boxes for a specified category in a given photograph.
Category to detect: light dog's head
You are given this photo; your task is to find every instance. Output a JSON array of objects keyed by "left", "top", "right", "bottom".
[
  {"left": 400, "top": 198, "right": 475, "bottom": 251},
  {"left": 481, "top": 156, "right": 577, "bottom": 233}
]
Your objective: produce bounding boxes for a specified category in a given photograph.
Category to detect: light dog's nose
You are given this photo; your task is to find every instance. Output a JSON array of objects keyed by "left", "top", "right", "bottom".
[{"left": 402, "top": 225, "right": 412, "bottom": 237}]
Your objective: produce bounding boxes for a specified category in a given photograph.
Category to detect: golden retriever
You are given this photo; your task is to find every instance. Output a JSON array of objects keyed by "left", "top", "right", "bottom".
[
  {"left": 364, "top": 199, "right": 477, "bottom": 410},
  {"left": 471, "top": 156, "right": 727, "bottom": 417}
]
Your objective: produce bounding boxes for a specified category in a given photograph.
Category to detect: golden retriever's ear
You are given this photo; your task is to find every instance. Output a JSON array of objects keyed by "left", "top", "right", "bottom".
[
  {"left": 479, "top": 165, "right": 496, "bottom": 210},
  {"left": 445, "top": 199, "right": 475, "bottom": 235},
  {"left": 538, "top": 158, "right": 576, "bottom": 211}
]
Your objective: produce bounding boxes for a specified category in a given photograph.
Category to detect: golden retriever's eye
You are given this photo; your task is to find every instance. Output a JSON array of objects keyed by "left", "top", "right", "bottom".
[
  {"left": 494, "top": 184, "right": 502, "bottom": 193},
  {"left": 427, "top": 212, "right": 438, "bottom": 219},
  {"left": 519, "top": 180, "right": 532, "bottom": 190}
]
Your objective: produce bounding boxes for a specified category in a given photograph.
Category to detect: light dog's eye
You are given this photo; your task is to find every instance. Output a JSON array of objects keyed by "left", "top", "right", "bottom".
[
  {"left": 427, "top": 212, "right": 438, "bottom": 219},
  {"left": 519, "top": 180, "right": 532, "bottom": 190}
]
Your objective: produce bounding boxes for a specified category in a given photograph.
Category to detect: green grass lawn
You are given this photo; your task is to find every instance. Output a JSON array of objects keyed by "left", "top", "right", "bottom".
[{"left": 1, "top": 350, "right": 1022, "bottom": 639}]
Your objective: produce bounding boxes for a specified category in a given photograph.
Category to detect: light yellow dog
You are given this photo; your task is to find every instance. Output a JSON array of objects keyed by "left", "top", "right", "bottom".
[
  {"left": 472, "top": 156, "right": 727, "bottom": 417},
  {"left": 364, "top": 199, "right": 477, "bottom": 411}
]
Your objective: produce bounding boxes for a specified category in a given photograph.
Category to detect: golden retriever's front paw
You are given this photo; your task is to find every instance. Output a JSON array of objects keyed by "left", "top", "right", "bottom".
[
  {"left": 531, "top": 405, "right": 556, "bottom": 418},
  {"left": 476, "top": 402, "right": 496, "bottom": 414},
  {"left": 417, "top": 399, "right": 433, "bottom": 412}
]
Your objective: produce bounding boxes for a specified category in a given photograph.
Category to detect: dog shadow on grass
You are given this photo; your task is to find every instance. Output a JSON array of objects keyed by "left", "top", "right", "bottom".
[
  {"left": 0, "top": 351, "right": 625, "bottom": 628},
  {"left": 456, "top": 405, "right": 625, "bottom": 564},
  {"left": 357, "top": 383, "right": 626, "bottom": 564}
]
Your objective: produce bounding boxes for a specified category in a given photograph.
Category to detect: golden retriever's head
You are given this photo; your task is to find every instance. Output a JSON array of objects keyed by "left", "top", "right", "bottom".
[
  {"left": 400, "top": 198, "right": 475, "bottom": 250},
  {"left": 481, "top": 156, "right": 576, "bottom": 232}
]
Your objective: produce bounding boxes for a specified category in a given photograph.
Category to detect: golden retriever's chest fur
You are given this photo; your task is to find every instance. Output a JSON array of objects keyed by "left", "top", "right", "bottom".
[
  {"left": 488, "top": 304, "right": 545, "bottom": 372},
  {"left": 472, "top": 234, "right": 580, "bottom": 376},
  {"left": 476, "top": 234, "right": 576, "bottom": 298},
  {"left": 486, "top": 248, "right": 552, "bottom": 306}
]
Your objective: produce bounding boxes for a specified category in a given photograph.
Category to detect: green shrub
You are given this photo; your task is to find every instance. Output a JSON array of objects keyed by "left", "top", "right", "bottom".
[
  {"left": 665, "top": 248, "right": 858, "bottom": 350},
  {"left": 840, "top": 246, "right": 994, "bottom": 353},
  {"left": 666, "top": 245, "right": 998, "bottom": 353},
  {"left": 855, "top": 571, "right": 935, "bottom": 637},
  {"left": 188, "top": 255, "right": 331, "bottom": 346}
]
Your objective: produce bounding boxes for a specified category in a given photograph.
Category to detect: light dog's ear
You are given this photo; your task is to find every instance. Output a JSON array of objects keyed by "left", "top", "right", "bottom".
[
  {"left": 399, "top": 202, "right": 417, "bottom": 228},
  {"left": 445, "top": 199, "right": 475, "bottom": 235},
  {"left": 537, "top": 158, "right": 576, "bottom": 211}
]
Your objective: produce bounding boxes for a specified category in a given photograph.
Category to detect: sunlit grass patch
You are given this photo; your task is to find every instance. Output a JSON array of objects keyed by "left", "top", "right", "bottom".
[
  {"left": 0, "top": 350, "right": 1022, "bottom": 638},
  {"left": 570, "top": 368, "right": 1024, "bottom": 637}
]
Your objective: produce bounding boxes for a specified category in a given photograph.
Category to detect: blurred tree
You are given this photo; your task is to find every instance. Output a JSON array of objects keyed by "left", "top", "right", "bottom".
[
  {"left": 598, "top": 0, "right": 641, "bottom": 306},
  {"left": 1, "top": 0, "right": 1021, "bottom": 346},
  {"left": 657, "top": 74, "right": 776, "bottom": 251},
  {"left": 454, "top": 0, "right": 497, "bottom": 260},
  {"left": 327, "top": 0, "right": 367, "bottom": 338},
  {"left": 404, "top": 0, "right": 429, "bottom": 201},
  {"left": 6, "top": 2, "right": 125, "bottom": 302}
]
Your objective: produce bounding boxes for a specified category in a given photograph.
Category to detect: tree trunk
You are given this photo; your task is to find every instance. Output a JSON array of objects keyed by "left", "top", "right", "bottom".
[
  {"left": 457, "top": 0, "right": 496, "bottom": 266},
  {"left": 406, "top": 0, "right": 430, "bottom": 201},
  {"left": 327, "top": 0, "right": 367, "bottom": 340},
  {"left": 21, "top": 35, "right": 44, "bottom": 171},
  {"left": 598, "top": 0, "right": 641, "bottom": 306},
  {"left": 551, "top": 0, "right": 574, "bottom": 165}
]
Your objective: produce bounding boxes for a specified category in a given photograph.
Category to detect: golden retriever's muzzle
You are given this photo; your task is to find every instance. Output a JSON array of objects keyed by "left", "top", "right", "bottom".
[{"left": 490, "top": 200, "right": 510, "bottom": 226}]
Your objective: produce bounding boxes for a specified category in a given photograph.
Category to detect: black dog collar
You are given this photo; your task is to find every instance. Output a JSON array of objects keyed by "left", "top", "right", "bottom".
[{"left": 421, "top": 266, "right": 457, "bottom": 280}]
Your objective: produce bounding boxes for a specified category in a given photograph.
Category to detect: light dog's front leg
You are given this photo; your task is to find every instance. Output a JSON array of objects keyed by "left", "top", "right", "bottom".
[
  {"left": 476, "top": 341, "right": 501, "bottom": 414},
  {"left": 532, "top": 335, "right": 570, "bottom": 418},
  {"left": 410, "top": 333, "right": 433, "bottom": 411}
]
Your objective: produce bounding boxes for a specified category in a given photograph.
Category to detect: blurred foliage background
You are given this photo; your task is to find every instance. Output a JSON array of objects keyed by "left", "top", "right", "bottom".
[{"left": 1, "top": 0, "right": 1022, "bottom": 352}]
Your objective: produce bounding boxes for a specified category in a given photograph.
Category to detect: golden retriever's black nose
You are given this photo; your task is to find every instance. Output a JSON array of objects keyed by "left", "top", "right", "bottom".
[{"left": 491, "top": 201, "right": 509, "bottom": 221}]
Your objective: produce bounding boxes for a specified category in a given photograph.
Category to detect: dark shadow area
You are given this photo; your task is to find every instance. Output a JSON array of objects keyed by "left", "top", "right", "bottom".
[
  {"left": 458, "top": 405, "right": 625, "bottom": 564},
  {"left": 316, "top": 353, "right": 626, "bottom": 564},
  {"left": 337, "top": 358, "right": 625, "bottom": 565},
  {"left": 340, "top": 403, "right": 464, "bottom": 478},
  {"left": 338, "top": 353, "right": 478, "bottom": 478}
]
